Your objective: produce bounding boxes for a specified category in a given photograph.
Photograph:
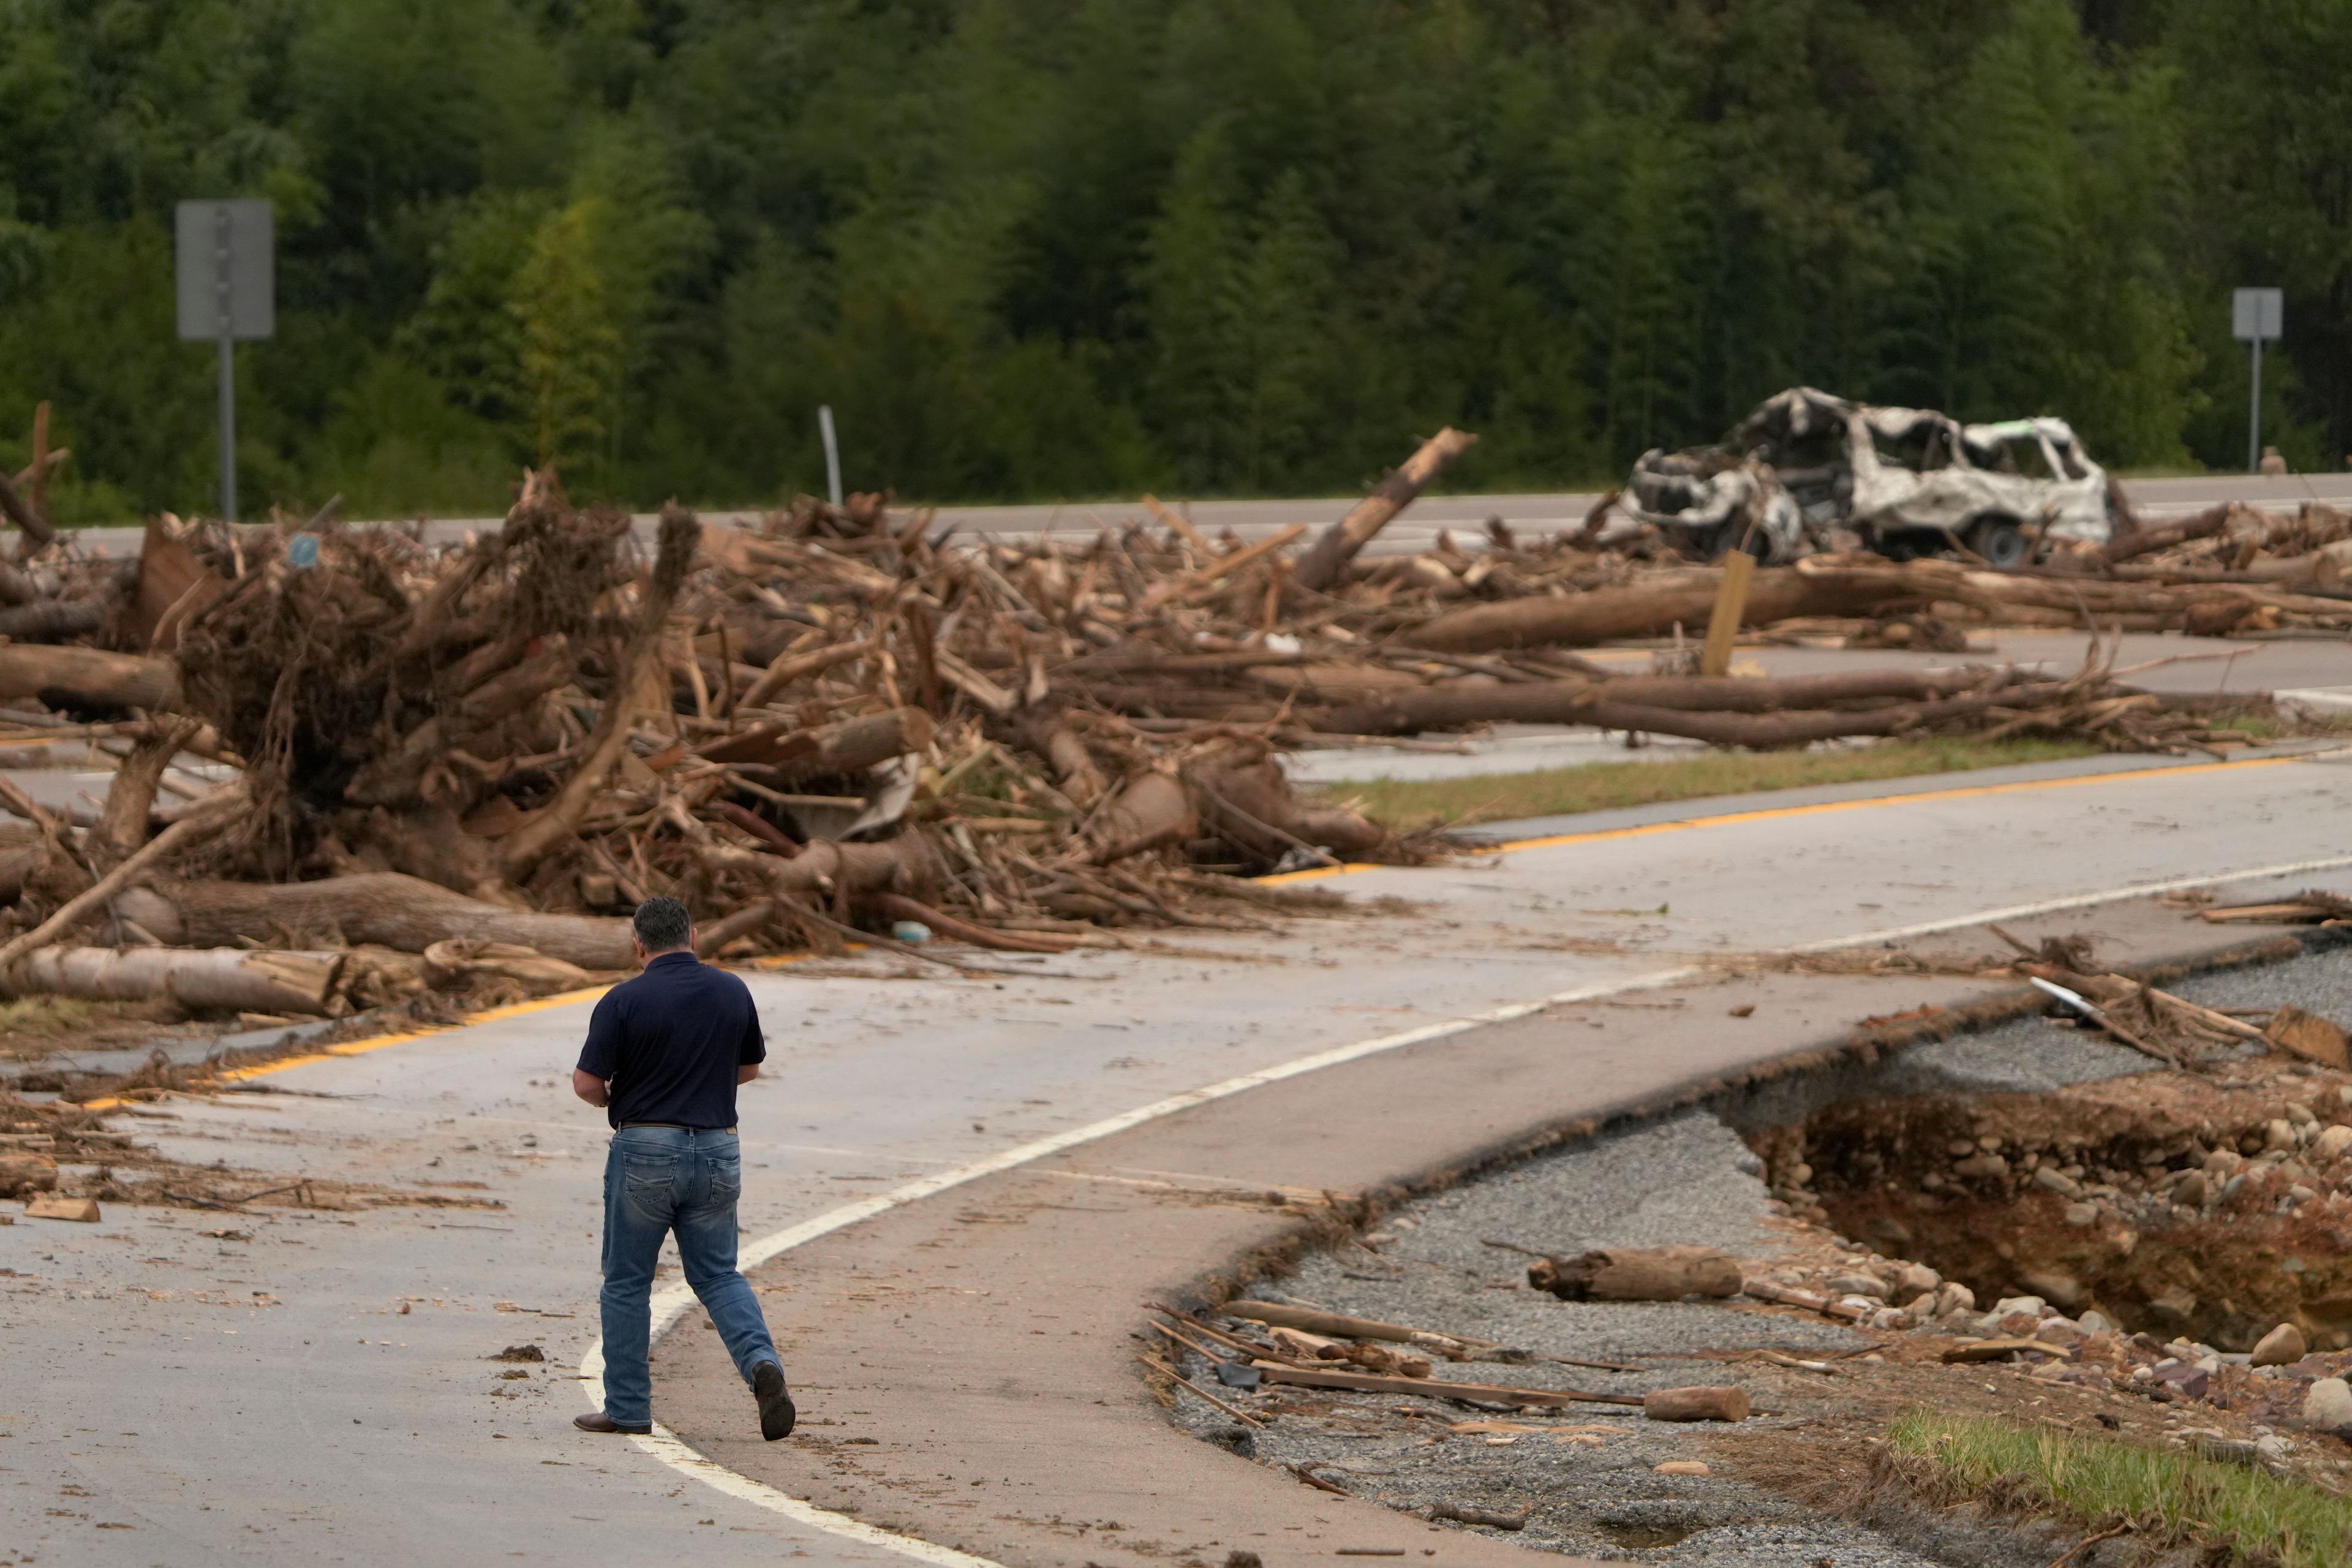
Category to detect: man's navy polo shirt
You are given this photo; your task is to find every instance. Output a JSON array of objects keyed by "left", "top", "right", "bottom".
[{"left": 576, "top": 952, "right": 766, "bottom": 1130}]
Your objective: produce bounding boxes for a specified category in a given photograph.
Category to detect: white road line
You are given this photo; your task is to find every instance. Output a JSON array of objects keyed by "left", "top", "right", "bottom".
[{"left": 580, "top": 848, "right": 2352, "bottom": 1561}]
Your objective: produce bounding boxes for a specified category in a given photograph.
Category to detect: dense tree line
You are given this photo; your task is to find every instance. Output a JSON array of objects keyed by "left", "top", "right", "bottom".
[{"left": 0, "top": 0, "right": 2342, "bottom": 522}]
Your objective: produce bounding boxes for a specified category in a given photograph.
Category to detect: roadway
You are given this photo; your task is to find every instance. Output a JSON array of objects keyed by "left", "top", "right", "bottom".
[
  {"left": 6, "top": 742, "right": 2352, "bottom": 1563},
  {"left": 57, "top": 472, "right": 2352, "bottom": 563}
]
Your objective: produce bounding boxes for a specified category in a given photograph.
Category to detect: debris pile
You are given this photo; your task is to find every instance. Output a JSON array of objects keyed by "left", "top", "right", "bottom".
[{"left": 0, "top": 432, "right": 2324, "bottom": 1029}]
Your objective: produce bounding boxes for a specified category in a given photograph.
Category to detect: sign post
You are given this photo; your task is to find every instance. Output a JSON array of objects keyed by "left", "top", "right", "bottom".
[
  {"left": 818, "top": 404, "right": 844, "bottom": 508},
  {"left": 175, "top": 200, "right": 274, "bottom": 521},
  {"left": 2232, "top": 287, "right": 2283, "bottom": 475}
]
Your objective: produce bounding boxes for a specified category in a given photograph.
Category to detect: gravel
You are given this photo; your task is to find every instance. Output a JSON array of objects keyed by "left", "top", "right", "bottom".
[{"left": 1172, "top": 944, "right": 2352, "bottom": 1562}]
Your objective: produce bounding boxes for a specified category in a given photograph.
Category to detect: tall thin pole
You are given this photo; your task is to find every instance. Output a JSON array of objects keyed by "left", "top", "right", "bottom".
[
  {"left": 214, "top": 207, "right": 237, "bottom": 521},
  {"left": 2248, "top": 335, "right": 2264, "bottom": 475},
  {"left": 818, "top": 404, "right": 843, "bottom": 509}
]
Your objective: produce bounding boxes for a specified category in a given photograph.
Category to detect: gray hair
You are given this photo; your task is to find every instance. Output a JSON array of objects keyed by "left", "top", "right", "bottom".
[{"left": 631, "top": 897, "right": 693, "bottom": 953}]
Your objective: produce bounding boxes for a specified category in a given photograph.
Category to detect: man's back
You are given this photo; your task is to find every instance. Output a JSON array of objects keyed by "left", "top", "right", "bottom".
[{"left": 577, "top": 952, "right": 764, "bottom": 1129}]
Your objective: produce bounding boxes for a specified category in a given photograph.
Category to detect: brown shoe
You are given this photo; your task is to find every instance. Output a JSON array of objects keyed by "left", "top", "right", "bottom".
[{"left": 574, "top": 1409, "right": 651, "bottom": 1434}]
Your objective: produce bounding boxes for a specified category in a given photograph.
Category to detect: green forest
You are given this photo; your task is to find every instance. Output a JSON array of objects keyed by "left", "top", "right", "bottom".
[{"left": 0, "top": 0, "right": 2344, "bottom": 522}]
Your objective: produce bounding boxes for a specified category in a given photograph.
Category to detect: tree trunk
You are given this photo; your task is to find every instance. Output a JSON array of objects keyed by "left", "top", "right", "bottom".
[
  {"left": 1403, "top": 563, "right": 1915, "bottom": 652},
  {"left": 1087, "top": 769, "right": 1197, "bottom": 863},
  {"left": 2096, "top": 503, "right": 2228, "bottom": 566},
  {"left": 1318, "top": 669, "right": 2006, "bottom": 735},
  {"left": 90, "top": 720, "right": 197, "bottom": 868},
  {"left": 112, "top": 873, "right": 635, "bottom": 968},
  {"left": 6, "top": 946, "right": 344, "bottom": 1016},
  {"left": 1291, "top": 428, "right": 1479, "bottom": 593},
  {"left": 0, "top": 646, "right": 181, "bottom": 712},
  {"left": 1527, "top": 1245, "right": 1744, "bottom": 1302},
  {"left": 1642, "top": 1385, "right": 1751, "bottom": 1422},
  {"left": 1183, "top": 748, "right": 1384, "bottom": 857},
  {"left": 0, "top": 599, "right": 105, "bottom": 643},
  {"left": 0, "top": 466, "right": 56, "bottom": 548},
  {"left": 703, "top": 706, "right": 936, "bottom": 780}
]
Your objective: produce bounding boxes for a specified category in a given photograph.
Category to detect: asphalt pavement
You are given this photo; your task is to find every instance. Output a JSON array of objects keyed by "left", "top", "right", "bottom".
[{"left": 4, "top": 742, "right": 2352, "bottom": 1563}]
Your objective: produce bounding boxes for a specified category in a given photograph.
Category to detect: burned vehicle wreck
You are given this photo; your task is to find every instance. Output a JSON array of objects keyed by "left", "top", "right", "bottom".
[{"left": 1599, "top": 388, "right": 2123, "bottom": 567}]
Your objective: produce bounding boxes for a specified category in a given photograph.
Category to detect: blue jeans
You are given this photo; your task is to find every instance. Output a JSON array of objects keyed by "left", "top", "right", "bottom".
[{"left": 598, "top": 1126, "right": 780, "bottom": 1427}]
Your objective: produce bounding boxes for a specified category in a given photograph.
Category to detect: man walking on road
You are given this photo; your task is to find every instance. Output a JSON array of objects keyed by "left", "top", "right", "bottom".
[{"left": 571, "top": 897, "right": 796, "bottom": 1440}]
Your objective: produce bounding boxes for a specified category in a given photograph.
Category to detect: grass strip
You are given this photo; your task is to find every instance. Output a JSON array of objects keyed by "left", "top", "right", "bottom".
[
  {"left": 1314, "top": 736, "right": 2105, "bottom": 829},
  {"left": 1888, "top": 1409, "right": 2352, "bottom": 1567}
]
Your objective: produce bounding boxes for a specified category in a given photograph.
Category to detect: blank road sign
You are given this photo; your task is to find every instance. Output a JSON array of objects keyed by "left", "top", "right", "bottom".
[
  {"left": 2233, "top": 287, "right": 2282, "bottom": 344},
  {"left": 175, "top": 200, "right": 274, "bottom": 341}
]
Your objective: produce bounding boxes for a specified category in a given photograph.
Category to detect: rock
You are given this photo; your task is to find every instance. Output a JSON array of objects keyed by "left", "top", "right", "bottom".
[
  {"left": 2174, "top": 1169, "right": 2209, "bottom": 1207},
  {"left": 1653, "top": 1461, "right": 1711, "bottom": 1476},
  {"left": 2287, "top": 1101, "right": 2318, "bottom": 1127},
  {"left": 1890, "top": 1262, "right": 1940, "bottom": 1305},
  {"left": 1952, "top": 1153, "right": 2010, "bottom": 1180},
  {"left": 1643, "top": 1385, "right": 1749, "bottom": 1422},
  {"left": 2290, "top": 1185, "right": 2318, "bottom": 1206},
  {"left": 1933, "top": 1282, "right": 1976, "bottom": 1317},
  {"left": 2149, "top": 1287, "right": 2198, "bottom": 1323},
  {"left": 2267, "top": 1119, "right": 2299, "bottom": 1153},
  {"left": 2020, "top": 1273, "right": 2084, "bottom": 1312},
  {"left": 2063, "top": 1201, "right": 2098, "bottom": 1227},
  {"left": 2078, "top": 1310, "right": 2117, "bottom": 1335},
  {"left": 2252, "top": 1322, "right": 2308, "bottom": 1367},
  {"left": 1826, "top": 1273, "right": 1888, "bottom": 1300},
  {"left": 0, "top": 1151, "right": 58, "bottom": 1198},
  {"left": 2305, "top": 1378, "right": 2352, "bottom": 1432},
  {"left": 1992, "top": 1295, "right": 2048, "bottom": 1319},
  {"left": 2315, "top": 1125, "right": 2352, "bottom": 1163},
  {"left": 2033, "top": 1166, "right": 2084, "bottom": 1199},
  {"left": 2207, "top": 1148, "right": 2244, "bottom": 1178},
  {"left": 23, "top": 1193, "right": 97, "bottom": 1223}
]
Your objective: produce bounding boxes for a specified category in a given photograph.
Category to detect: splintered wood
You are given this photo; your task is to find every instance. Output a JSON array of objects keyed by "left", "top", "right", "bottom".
[{"left": 0, "top": 444, "right": 2328, "bottom": 1017}]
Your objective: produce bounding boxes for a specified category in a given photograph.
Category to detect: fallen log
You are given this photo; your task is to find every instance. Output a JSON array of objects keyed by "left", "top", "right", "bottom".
[
  {"left": 1642, "top": 1385, "right": 1750, "bottom": 1422},
  {"left": 1250, "top": 1362, "right": 1642, "bottom": 1408},
  {"left": 0, "top": 599, "right": 105, "bottom": 643},
  {"left": 0, "top": 783, "right": 246, "bottom": 976},
  {"left": 1292, "top": 428, "right": 1478, "bottom": 594},
  {"left": 0, "top": 466, "right": 56, "bottom": 548},
  {"left": 1428, "top": 1504, "right": 1527, "bottom": 1531},
  {"left": 1088, "top": 769, "right": 1197, "bottom": 863},
  {"left": 1184, "top": 747, "right": 1384, "bottom": 858},
  {"left": 702, "top": 706, "right": 936, "bottom": 780},
  {"left": 0, "top": 1151, "right": 58, "bottom": 1197},
  {"left": 4, "top": 946, "right": 345, "bottom": 1016},
  {"left": 1223, "top": 1300, "right": 1487, "bottom": 1350},
  {"left": 110, "top": 872, "right": 633, "bottom": 969},
  {"left": 0, "top": 645, "right": 181, "bottom": 712},
  {"left": 89, "top": 720, "right": 197, "bottom": 869},
  {"left": 1528, "top": 1245, "right": 1744, "bottom": 1302},
  {"left": 871, "top": 892, "right": 1077, "bottom": 954},
  {"left": 1318, "top": 669, "right": 2007, "bottom": 734},
  {"left": 1403, "top": 563, "right": 1913, "bottom": 652},
  {"left": 2096, "top": 504, "right": 2229, "bottom": 567}
]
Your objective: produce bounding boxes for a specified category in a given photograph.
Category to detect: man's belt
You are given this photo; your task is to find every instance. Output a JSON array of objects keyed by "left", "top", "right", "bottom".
[{"left": 618, "top": 1121, "right": 738, "bottom": 1134}]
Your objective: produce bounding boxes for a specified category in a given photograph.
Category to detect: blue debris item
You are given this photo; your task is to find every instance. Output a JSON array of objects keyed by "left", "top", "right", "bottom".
[
  {"left": 287, "top": 533, "right": 321, "bottom": 569},
  {"left": 891, "top": 920, "right": 932, "bottom": 944},
  {"left": 1211, "top": 1362, "right": 1263, "bottom": 1390}
]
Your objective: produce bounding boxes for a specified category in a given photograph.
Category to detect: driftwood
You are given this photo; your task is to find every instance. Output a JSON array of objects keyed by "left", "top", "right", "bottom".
[
  {"left": 703, "top": 706, "right": 935, "bottom": 780},
  {"left": 1528, "top": 1245, "right": 1744, "bottom": 1302},
  {"left": 0, "top": 645, "right": 181, "bottom": 711},
  {"left": 0, "top": 466, "right": 56, "bottom": 548},
  {"left": 499, "top": 506, "right": 699, "bottom": 881},
  {"left": 0, "top": 599, "right": 105, "bottom": 643},
  {"left": 1292, "top": 427, "right": 1478, "bottom": 592},
  {"left": 110, "top": 873, "right": 633, "bottom": 969},
  {"left": 4, "top": 946, "right": 344, "bottom": 1016},
  {"left": 0, "top": 785, "right": 246, "bottom": 975},
  {"left": 1404, "top": 562, "right": 1911, "bottom": 651},
  {"left": 1222, "top": 1300, "right": 1482, "bottom": 1350},
  {"left": 1642, "top": 1385, "right": 1751, "bottom": 1422}
]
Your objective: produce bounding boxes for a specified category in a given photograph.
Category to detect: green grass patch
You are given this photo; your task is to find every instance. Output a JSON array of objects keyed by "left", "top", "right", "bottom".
[
  {"left": 1316, "top": 736, "right": 2104, "bottom": 831},
  {"left": 1888, "top": 1409, "right": 2352, "bottom": 1567}
]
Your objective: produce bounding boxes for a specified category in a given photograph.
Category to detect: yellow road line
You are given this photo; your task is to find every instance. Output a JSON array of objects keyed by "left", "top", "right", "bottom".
[
  {"left": 85, "top": 956, "right": 832, "bottom": 1106},
  {"left": 1258, "top": 750, "right": 2313, "bottom": 884}
]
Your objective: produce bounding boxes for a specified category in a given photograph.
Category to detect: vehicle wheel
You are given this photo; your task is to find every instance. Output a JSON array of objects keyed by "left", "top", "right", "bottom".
[{"left": 1969, "top": 518, "right": 2029, "bottom": 570}]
